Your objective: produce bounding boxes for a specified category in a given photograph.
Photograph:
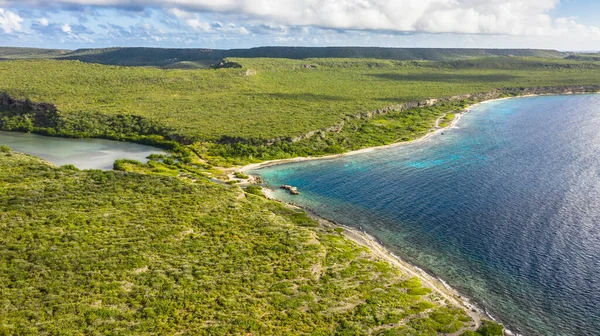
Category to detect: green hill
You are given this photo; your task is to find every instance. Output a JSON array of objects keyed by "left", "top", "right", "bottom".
[{"left": 0, "top": 46, "right": 567, "bottom": 67}]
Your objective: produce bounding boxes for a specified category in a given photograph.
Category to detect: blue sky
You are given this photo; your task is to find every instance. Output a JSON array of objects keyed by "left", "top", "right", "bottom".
[{"left": 0, "top": 0, "right": 599, "bottom": 51}]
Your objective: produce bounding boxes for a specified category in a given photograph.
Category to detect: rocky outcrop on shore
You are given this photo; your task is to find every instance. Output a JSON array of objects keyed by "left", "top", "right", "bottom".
[
  {"left": 280, "top": 185, "right": 300, "bottom": 195},
  {"left": 0, "top": 92, "right": 61, "bottom": 128}
]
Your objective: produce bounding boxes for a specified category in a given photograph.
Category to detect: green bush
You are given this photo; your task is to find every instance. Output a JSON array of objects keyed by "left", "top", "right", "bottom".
[
  {"left": 476, "top": 321, "right": 504, "bottom": 336},
  {"left": 60, "top": 164, "right": 79, "bottom": 171},
  {"left": 408, "top": 287, "right": 432, "bottom": 296},
  {"left": 245, "top": 185, "right": 264, "bottom": 197},
  {"left": 113, "top": 159, "right": 142, "bottom": 171},
  {"left": 234, "top": 172, "right": 249, "bottom": 179},
  {"left": 462, "top": 321, "right": 504, "bottom": 336},
  {"left": 147, "top": 153, "right": 167, "bottom": 161}
]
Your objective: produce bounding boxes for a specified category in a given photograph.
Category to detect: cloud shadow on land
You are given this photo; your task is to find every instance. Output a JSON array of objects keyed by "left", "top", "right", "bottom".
[{"left": 368, "top": 73, "right": 518, "bottom": 83}]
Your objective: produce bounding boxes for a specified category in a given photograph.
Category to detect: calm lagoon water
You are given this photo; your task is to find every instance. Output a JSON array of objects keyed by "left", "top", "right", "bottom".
[
  {"left": 254, "top": 94, "right": 600, "bottom": 336},
  {"left": 0, "top": 131, "right": 165, "bottom": 170}
]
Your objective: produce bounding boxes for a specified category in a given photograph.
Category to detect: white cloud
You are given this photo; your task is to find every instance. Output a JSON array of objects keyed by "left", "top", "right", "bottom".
[
  {"left": 177, "top": 0, "right": 596, "bottom": 38},
  {"left": 1, "top": 0, "right": 600, "bottom": 50},
  {"left": 62, "top": 23, "right": 72, "bottom": 33},
  {"left": 168, "top": 8, "right": 249, "bottom": 34},
  {"left": 169, "top": 7, "right": 211, "bottom": 31},
  {"left": 3, "top": 0, "right": 599, "bottom": 38},
  {"left": 38, "top": 18, "right": 49, "bottom": 26},
  {"left": 0, "top": 8, "right": 22, "bottom": 33}
]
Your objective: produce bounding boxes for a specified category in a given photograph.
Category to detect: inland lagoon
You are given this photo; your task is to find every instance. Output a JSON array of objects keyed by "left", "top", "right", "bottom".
[
  {"left": 0, "top": 131, "right": 165, "bottom": 170},
  {"left": 254, "top": 94, "right": 600, "bottom": 336}
]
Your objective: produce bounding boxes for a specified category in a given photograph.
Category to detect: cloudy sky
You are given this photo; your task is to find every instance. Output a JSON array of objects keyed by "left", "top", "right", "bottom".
[{"left": 0, "top": 0, "right": 599, "bottom": 51}]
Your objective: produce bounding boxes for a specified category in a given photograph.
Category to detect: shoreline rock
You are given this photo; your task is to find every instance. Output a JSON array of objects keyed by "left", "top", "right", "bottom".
[{"left": 280, "top": 184, "right": 300, "bottom": 195}]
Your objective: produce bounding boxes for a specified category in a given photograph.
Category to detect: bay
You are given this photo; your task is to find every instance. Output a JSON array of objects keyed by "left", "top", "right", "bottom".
[{"left": 254, "top": 94, "right": 600, "bottom": 336}]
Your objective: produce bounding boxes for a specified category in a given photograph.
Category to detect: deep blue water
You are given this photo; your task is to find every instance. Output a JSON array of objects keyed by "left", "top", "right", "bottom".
[{"left": 254, "top": 95, "right": 600, "bottom": 336}]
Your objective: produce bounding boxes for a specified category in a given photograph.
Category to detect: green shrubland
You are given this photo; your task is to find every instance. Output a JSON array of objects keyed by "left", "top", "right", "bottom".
[
  {"left": 565, "top": 53, "right": 600, "bottom": 62},
  {"left": 1, "top": 152, "right": 476, "bottom": 335}
]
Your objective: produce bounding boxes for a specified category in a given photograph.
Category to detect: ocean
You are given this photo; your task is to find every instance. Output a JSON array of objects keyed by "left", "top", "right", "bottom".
[{"left": 253, "top": 94, "right": 600, "bottom": 336}]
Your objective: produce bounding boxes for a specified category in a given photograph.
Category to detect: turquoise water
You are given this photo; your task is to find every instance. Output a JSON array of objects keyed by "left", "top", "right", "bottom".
[
  {"left": 0, "top": 131, "right": 165, "bottom": 170},
  {"left": 254, "top": 95, "right": 600, "bottom": 336}
]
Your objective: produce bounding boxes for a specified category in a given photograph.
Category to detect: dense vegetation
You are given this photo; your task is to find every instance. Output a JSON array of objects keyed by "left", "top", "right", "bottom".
[
  {"left": 0, "top": 46, "right": 566, "bottom": 67},
  {"left": 0, "top": 150, "right": 505, "bottom": 335},
  {"left": 2, "top": 56, "right": 600, "bottom": 164}
]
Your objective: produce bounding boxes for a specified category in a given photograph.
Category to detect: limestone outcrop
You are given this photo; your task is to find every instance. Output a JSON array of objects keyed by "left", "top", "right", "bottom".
[{"left": 280, "top": 185, "right": 300, "bottom": 195}]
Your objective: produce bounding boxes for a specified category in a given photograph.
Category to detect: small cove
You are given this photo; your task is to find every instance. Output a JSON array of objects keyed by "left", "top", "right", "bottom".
[{"left": 0, "top": 131, "right": 165, "bottom": 170}]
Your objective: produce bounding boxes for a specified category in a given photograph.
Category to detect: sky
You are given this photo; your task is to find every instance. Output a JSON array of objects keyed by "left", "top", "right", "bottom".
[{"left": 0, "top": 0, "right": 599, "bottom": 51}]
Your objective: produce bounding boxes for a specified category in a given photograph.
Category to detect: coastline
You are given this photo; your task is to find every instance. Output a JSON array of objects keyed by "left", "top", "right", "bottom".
[
  {"left": 237, "top": 91, "right": 598, "bottom": 174},
  {"left": 260, "top": 187, "right": 489, "bottom": 333},
  {"left": 322, "top": 216, "right": 488, "bottom": 331},
  {"left": 241, "top": 92, "right": 599, "bottom": 335},
  {"left": 238, "top": 97, "right": 493, "bottom": 174}
]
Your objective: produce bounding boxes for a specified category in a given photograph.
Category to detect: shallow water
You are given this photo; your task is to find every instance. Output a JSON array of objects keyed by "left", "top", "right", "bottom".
[
  {"left": 0, "top": 131, "right": 165, "bottom": 170},
  {"left": 254, "top": 94, "right": 600, "bottom": 336}
]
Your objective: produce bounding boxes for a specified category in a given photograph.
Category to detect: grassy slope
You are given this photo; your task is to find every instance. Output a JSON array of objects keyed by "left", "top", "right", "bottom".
[
  {"left": 0, "top": 150, "right": 481, "bottom": 335},
  {"left": 1, "top": 57, "right": 600, "bottom": 144}
]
